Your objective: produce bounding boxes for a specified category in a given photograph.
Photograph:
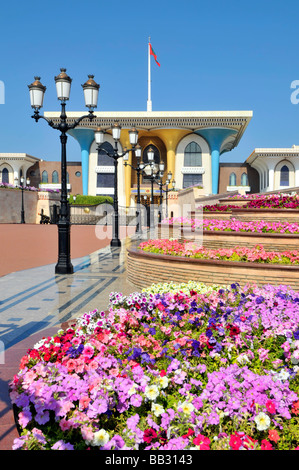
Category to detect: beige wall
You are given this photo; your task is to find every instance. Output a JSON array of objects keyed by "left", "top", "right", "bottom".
[
  {"left": 0, "top": 188, "right": 61, "bottom": 223},
  {"left": 0, "top": 187, "right": 38, "bottom": 223}
]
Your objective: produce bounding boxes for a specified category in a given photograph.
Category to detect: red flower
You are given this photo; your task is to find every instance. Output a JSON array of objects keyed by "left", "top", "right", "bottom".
[
  {"left": 193, "top": 434, "right": 210, "bottom": 450},
  {"left": 292, "top": 400, "right": 299, "bottom": 415},
  {"left": 266, "top": 400, "right": 276, "bottom": 414},
  {"left": 261, "top": 439, "right": 273, "bottom": 450},
  {"left": 160, "top": 369, "right": 166, "bottom": 377},
  {"left": 268, "top": 429, "right": 280, "bottom": 443},
  {"left": 229, "top": 433, "right": 243, "bottom": 450},
  {"left": 182, "top": 428, "right": 194, "bottom": 439},
  {"left": 229, "top": 325, "right": 240, "bottom": 337},
  {"left": 28, "top": 349, "right": 40, "bottom": 359},
  {"left": 143, "top": 428, "right": 157, "bottom": 444},
  {"left": 243, "top": 435, "right": 258, "bottom": 450}
]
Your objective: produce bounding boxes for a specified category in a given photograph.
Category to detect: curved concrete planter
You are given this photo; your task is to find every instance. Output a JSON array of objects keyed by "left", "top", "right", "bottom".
[
  {"left": 180, "top": 227, "right": 299, "bottom": 252},
  {"left": 193, "top": 211, "right": 232, "bottom": 220},
  {"left": 127, "top": 246, "right": 299, "bottom": 290},
  {"left": 159, "top": 223, "right": 189, "bottom": 239},
  {"left": 231, "top": 208, "right": 299, "bottom": 223}
]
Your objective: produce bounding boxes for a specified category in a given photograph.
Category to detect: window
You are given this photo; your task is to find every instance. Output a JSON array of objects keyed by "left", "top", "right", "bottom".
[
  {"left": 280, "top": 165, "right": 289, "bottom": 186},
  {"left": 184, "top": 142, "right": 202, "bottom": 167},
  {"left": 75, "top": 171, "right": 81, "bottom": 177},
  {"left": 41, "top": 171, "right": 48, "bottom": 183},
  {"left": 67, "top": 172, "right": 69, "bottom": 184},
  {"left": 97, "top": 173, "right": 114, "bottom": 188},
  {"left": 2, "top": 168, "right": 9, "bottom": 184},
  {"left": 52, "top": 170, "right": 59, "bottom": 184},
  {"left": 229, "top": 172, "right": 236, "bottom": 186},
  {"left": 183, "top": 174, "right": 203, "bottom": 189},
  {"left": 241, "top": 172, "right": 248, "bottom": 186},
  {"left": 98, "top": 142, "right": 114, "bottom": 166}
]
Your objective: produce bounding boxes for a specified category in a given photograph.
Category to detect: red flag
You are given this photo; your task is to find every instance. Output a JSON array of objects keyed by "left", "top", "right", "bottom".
[{"left": 149, "top": 43, "right": 160, "bottom": 67}]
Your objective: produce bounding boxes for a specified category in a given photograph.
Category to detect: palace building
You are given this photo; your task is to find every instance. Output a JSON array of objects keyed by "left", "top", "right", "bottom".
[
  {"left": 41, "top": 109, "right": 254, "bottom": 207},
  {"left": 2, "top": 110, "right": 299, "bottom": 204}
]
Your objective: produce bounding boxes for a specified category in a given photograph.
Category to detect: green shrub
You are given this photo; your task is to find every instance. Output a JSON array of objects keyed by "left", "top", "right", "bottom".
[{"left": 68, "top": 195, "right": 113, "bottom": 206}]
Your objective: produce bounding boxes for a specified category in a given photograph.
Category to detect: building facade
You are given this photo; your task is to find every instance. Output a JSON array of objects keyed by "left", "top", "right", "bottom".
[
  {"left": 43, "top": 110, "right": 253, "bottom": 207},
  {"left": 0, "top": 153, "right": 40, "bottom": 185},
  {"left": 7, "top": 112, "right": 299, "bottom": 205},
  {"left": 246, "top": 145, "right": 299, "bottom": 192}
]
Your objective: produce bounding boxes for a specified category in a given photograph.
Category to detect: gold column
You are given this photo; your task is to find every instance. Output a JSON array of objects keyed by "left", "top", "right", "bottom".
[
  {"left": 120, "top": 132, "right": 132, "bottom": 209},
  {"left": 155, "top": 129, "right": 189, "bottom": 183}
]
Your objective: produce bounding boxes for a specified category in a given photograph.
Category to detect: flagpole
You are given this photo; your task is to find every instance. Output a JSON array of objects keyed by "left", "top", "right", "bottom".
[{"left": 147, "top": 37, "right": 152, "bottom": 112}]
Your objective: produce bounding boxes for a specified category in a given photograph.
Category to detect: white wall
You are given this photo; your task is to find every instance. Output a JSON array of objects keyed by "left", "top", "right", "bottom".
[{"left": 174, "top": 134, "right": 211, "bottom": 194}]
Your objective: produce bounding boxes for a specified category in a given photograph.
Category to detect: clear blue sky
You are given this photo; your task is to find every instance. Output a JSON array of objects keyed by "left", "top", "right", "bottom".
[{"left": 0, "top": 0, "right": 299, "bottom": 163}]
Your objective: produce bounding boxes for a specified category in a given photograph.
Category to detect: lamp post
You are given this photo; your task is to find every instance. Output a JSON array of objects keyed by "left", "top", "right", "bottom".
[
  {"left": 18, "top": 176, "right": 30, "bottom": 224},
  {"left": 145, "top": 149, "right": 165, "bottom": 229},
  {"left": 94, "top": 124, "right": 139, "bottom": 247},
  {"left": 156, "top": 171, "right": 172, "bottom": 222},
  {"left": 163, "top": 178, "right": 176, "bottom": 219},
  {"left": 123, "top": 144, "right": 143, "bottom": 234},
  {"left": 28, "top": 69, "right": 99, "bottom": 274}
]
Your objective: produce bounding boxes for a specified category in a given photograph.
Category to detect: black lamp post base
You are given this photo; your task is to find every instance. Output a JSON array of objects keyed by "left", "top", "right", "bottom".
[
  {"left": 110, "top": 238, "right": 121, "bottom": 247},
  {"left": 55, "top": 263, "right": 74, "bottom": 275},
  {"left": 55, "top": 219, "right": 73, "bottom": 274}
]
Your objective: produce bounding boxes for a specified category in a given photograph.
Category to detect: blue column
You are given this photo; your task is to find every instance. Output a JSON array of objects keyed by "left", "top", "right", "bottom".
[
  {"left": 195, "top": 128, "right": 238, "bottom": 194},
  {"left": 211, "top": 145, "right": 220, "bottom": 194},
  {"left": 67, "top": 128, "right": 95, "bottom": 195}
]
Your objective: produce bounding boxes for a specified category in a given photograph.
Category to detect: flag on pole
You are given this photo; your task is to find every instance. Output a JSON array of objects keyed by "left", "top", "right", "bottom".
[{"left": 149, "top": 43, "right": 160, "bottom": 67}]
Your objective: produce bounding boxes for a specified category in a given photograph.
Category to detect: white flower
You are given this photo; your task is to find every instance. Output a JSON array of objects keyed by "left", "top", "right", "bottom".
[
  {"left": 91, "top": 429, "right": 110, "bottom": 447},
  {"left": 144, "top": 385, "right": 159, "bottom": 401},
  {"left": 277, "top": 369, "right": 290, "bottom": 381},
  {"left": 237, "top": 353, "right": 250, "bottom": 365},
  {"left": 254, "top": 412, "right": 270, "bottom": 431},
  {"left": 158, "top": 376, "right": 169, "bottom": 389},
  {"left": 180, "top": 401, "right": 195, "bottom": 415},
  {"left": 128, "top": 383, "right": 138, "bottom": 396},
  {"left": 151, "top": 403, "right": 165, "bottom": 417}
]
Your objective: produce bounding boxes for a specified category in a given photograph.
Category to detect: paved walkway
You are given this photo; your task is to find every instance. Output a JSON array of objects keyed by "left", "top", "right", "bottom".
[{"left": 0, "top": 224, "right": 143, "bottom": 450}]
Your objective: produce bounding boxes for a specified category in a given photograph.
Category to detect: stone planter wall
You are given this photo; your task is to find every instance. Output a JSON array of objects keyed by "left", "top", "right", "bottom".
[
  {"left": 180, "top": 227, "right": 299, "bottom": 252},
  {"left": 190, "top": 208, "right": 299, "bottom": 224},
  {"left": 231, "top": 208, "right": 299, "bottom": 223},
  {"left": 127, "top": 246, "right": 299, "bottom": 290},
  {"left": 190, "top": 211, "right": 232, "bottom": 220},
  {"left": 158, "top": 223, "right": 185, "bottom": 239},
  {"left": 217, "top": 198, "right": 252, "bottom": 207}
]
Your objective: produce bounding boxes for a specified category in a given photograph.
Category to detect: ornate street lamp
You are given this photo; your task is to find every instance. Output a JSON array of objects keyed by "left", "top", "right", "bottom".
[
  {"left": 163, "top": 177, "right": 176, "bottom": 219},
  {"left": 155, "top": 170, "right": 171, "bottom": 222},
  {"left": 16, "top": 176, "right": 30, "bottom": 224},
  {"left": 145, "top": 150, "right": 164, "bottom": 229},
  {"left": 28, "top": 69, "right": 99, "bottom": 274},
  {"left": 123, "top": 144, "right": 143, "bottom": 234},
  {"left": 94, "top": 124, "right": 139, "bottom": 247}
]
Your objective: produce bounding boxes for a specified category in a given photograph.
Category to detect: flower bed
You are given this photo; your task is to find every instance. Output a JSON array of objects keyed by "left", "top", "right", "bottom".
[
  {"left": 161, "top": 219, "right": 299, "bottom": 251},
  {"left": 10, "top": 282, "right": 299, "bottom": 450},
  {"left": 139, "top": 239, "right": 299, "bottom": 264},
  {"left": 200, "top": 195, "right": 299, "bottom": 212},
  {"left": 127, "top": 242, "right": 299, "bottom": 290},
  {"left": 0, "top": 182, "right": 59, "bottom": 193},
  {"left": 162, "top": 217, "right": 299, "bottom": 234}
]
